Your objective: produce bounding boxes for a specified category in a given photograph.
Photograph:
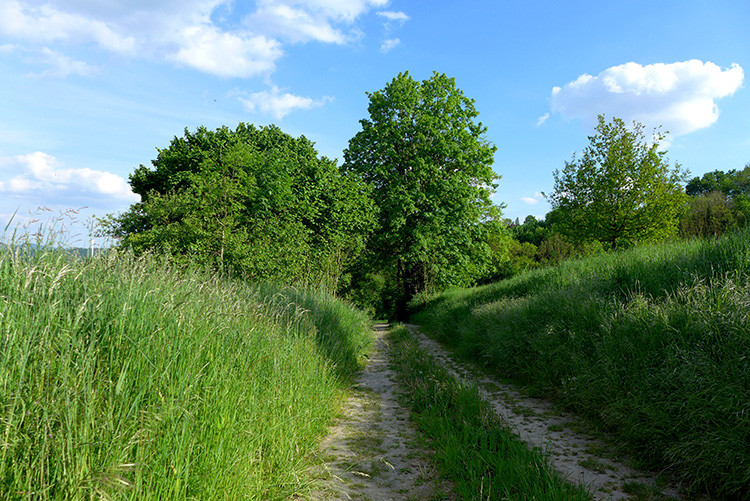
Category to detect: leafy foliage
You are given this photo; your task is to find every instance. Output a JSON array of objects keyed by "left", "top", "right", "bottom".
[
  {"left": 548, "top": 116, "right": 688, "bottom": 248},
  {"left": 681, "top": 165, "right": 750, "bottom": 237},
  {"left": 343, "top": 72, "right": 502, "bottom": 309},
  {"left": 685, "top": 164, "right": 750, "bottom": 197},
  {"left": 109, "top": 123, "right": 375, "bottom": 288}
]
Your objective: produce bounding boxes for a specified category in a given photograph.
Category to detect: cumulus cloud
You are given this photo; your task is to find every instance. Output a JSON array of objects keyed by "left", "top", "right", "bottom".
[
  {"left": 170, "top": 25, "right": 282, "bottom": 78},
  {"left": 1, "top": 0, "right": 391, "bottom": 78},
  {"left": 238, "top": 86, "right": 332, "bottom": 118},
  {"left": 0, "top": 0, "right": 136, "bottom": 54},
  {"left": 550, "top": 60, "right": 744, "bottom": 136},
  {"left": 0, "top": 152, "right": 139, "bottom": 203},
  {"left": 535, "top": 113, "right": 549, "bottom": 127},
  {"left": 380, "top": 38, "right": 400, "bottom": 53}
]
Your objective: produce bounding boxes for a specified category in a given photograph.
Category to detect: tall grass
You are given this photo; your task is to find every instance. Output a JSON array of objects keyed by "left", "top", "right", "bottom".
[
  {"left": 0, "top": 243, "right": 372, "bottom": 499},
  {"left": 412, "top": 229, "right": 750, "bottom": 499}
]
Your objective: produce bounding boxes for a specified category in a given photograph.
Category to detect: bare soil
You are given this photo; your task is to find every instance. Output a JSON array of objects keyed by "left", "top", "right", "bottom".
[
  {"left": 307, "top": 323, "right": 682, "bottom": 500},
  {"left": 305, "top": 324, "right": 452, "bottom": 501}
]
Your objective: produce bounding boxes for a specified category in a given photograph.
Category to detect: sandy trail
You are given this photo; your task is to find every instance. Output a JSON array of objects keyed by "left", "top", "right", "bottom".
[
  {"left": 306, "top": 324, "right": 451, "bottom": 501},
  {"left": 407, "top": 324, "right": 681, "bottom": 501}
]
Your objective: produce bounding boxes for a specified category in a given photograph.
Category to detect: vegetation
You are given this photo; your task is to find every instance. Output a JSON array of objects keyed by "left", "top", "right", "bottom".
[
  {"left": 680, "top": 164, "right": 750, "bottom": 237},
  {"left": 411, "top": 228, "right": 750, "bottom": 499},
  {"left": 0, "top": 241, "right": 372, "bottom": 499},
  {"left": 20, "top": 68, "right": 748, "bottom": 499},
  {"left": 547, "top": 115, "right": 688, "bottom": 249},
  {"left": 106, "top": 123, "right": 375, "bottom": 290},
  {"left": 388, "top": 325, "right": 591, "bottom": 500},
  {"left": 342, "top": 71, "right": 504, "bottom": 314}
]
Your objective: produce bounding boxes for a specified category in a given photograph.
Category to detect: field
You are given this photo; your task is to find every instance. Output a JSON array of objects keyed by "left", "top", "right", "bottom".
[
  {"left": 0, "top": 244, "right": 372, "bottom": 499},
  {"left": 412, "top": 228, "right": 750, "bottom": 499}
]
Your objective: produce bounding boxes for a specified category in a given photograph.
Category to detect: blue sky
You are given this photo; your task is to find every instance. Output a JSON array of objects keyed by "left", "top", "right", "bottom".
[{"left": 1, "top": 0, "right": 748, "bottom": 245}]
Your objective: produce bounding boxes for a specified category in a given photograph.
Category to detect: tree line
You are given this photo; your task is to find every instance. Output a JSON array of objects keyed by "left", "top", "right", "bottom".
[{"left": 104, "top": 71, "right": 748, "bottom": 317}]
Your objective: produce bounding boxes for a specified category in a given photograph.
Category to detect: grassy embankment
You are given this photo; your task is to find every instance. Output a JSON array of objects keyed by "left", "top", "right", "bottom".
[
  {"left": 388, "top": 324, "right": 591, "bottom": 500},
  {"left": 0, "top": 244, "right": 372, "bottom": 499},
  {"left": 412, "top": 229, "right": 750, "bottom": 499}
]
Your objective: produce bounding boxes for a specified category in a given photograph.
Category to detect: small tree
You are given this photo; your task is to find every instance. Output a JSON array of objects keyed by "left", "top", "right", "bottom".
[
  {"left": 342, "top": 71, "right": 502, "bottom": 309},
  {"left": 547, "top": 115, "right": 688, "bottom": 249}
]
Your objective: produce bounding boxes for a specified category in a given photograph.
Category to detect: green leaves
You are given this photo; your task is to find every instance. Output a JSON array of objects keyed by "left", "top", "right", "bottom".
[
  {"left": 343, "top": 71, "right": 502, "bottom": 303},
  {"left": 111, "top": 123, "right": 375, "bottom": 289},
  {"left": 549, "top": 115, "right": 688, "bottom": 249}
]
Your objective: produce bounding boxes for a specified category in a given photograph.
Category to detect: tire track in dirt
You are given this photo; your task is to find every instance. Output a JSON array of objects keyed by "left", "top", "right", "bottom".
[
  {"left": 407, "top": 324, "right": 681, "bottom": 501},
  {"left": 305, "top": 323, "right": 452, "bottom": 501}
]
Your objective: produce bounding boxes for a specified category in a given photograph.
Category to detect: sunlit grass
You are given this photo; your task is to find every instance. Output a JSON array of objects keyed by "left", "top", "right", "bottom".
[
  {"left": 0, "top": 241, "right": 372, "bottom": 499},
  {"left": 412, "top": 229, "right": 750, "bottom": 499}
]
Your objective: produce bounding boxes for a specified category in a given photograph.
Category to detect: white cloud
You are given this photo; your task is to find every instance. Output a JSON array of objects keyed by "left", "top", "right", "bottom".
[
  {"left": 239, "top": 86, "right": 332, "bottom": 118},
  {"left": 170, "top": 25, "right": 282, "bottom": 78},
  {"left": 520, "top": 192, "right": 544, "bottom": 205},
  {"left": 550, "top": 60, "right": 744, "bottom": 136},
  {"left": 535, "top": 113, "right": 549, "bottom": 127},
  {"left": 0, "top": 43, "right": 19, "bottom": 54},
  {"left": 0, "top": 0, "right": 136, "bottom": 54},
  {"left": 377, "top": 11, "right": 409, "bottom": 22},
  {"left": 249, "top": 4, "right": 346, "bottom": 44},
  {"left": 0, "top": 152, "right": 139, "bottom": 203},
  {"left": 1, "top": 0, "right": 393, "bottom": 78},
  {"left": 276, "top": 0, "right": 389, "bottom": 23},
  {"left": 380, "top": 38, "right": 400, "bottom": 53},
  {"left": 27, "top": 47, "right": 98, "bottom": 78}
]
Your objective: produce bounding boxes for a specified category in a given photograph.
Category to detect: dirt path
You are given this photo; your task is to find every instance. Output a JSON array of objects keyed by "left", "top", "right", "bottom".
[
  {"left": 406, "top": 324, "right": 681, "bottom": 501},
  {"left": 306, "top": 324, "right": 451, "bottom": 501}
]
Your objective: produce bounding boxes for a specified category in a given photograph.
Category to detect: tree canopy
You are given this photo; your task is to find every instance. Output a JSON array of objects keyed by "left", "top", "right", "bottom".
[
  {"left": 547, "top": 115, "right": 687, "bottom": 249},
  {"left": 685, "top": 164, "right": 750, "bottom": 197},
  {"left": 110, "top": 123, "right": 375, "bottom": 289},
  {"left": 342, "top": 71, "right": 502, "bottom": 306}
]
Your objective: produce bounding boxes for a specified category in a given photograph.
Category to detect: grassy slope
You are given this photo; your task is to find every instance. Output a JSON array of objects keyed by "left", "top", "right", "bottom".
[
  {"left": 0, "top": 247, "right": 372, "bottom": 499},
  {"left": 412, "top": 229, "right": 750, "bottom": 499}
]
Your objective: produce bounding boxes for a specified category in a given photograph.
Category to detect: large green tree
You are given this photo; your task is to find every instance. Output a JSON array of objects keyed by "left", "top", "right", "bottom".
[
  {"left": 547, "top": 115, "right": 688, "bottom": 249},
  {"left": 342, "top": 72, "right": 502, "bottom": 306},
  {"left": 110, "top": 123, "right": 375, "bottom": 289}
]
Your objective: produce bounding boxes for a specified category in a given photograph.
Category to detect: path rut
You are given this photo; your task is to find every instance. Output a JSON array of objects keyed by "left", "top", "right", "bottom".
[
  {"left": 407, "top": 324, "right": 681, "bottom": 501},
  {"left": 306, "top": 324, "right": 451, "bottom": 501}
]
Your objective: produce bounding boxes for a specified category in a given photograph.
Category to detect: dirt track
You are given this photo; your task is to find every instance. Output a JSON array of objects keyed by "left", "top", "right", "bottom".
[
  {"left": 308, "top": 324, "right": 680, "bottom": 500},
  {"left": 307, "top": 324, "right": 451, "bottom": 500}
]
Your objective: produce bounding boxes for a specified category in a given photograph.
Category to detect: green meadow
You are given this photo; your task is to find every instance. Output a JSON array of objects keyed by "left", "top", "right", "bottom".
[
  {"left": 412, "top": 228, "right": 750, "bottom": 499},
  {"left": 0, "top": 244, "right": 372, "bottom": 499}
]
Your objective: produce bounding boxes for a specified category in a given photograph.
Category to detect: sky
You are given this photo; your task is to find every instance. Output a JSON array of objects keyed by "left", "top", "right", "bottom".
[{"left": 1, "top": 0, "right": 748, "bottom": 246}]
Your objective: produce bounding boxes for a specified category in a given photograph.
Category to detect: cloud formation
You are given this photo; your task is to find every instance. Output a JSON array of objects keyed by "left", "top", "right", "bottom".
[
  {"left": 550, "top": 60, "right": 744, "bottom": 136},
  {"left": 0, "top": 0, "right": 391, "bottom": 79},
  {"left": 0, "top": 152, "right": 139, "bottom": 205},
  {"left": 377, "top": 11, "right": 409, "bottom": 22},
  {"left": 238, "top": 86, "right": 332, "bottom": 119},
  {"left": 380, "top": 38, "right": 400, "bottom": 53},
  {"left": 520, "top": 192, "right": 544, "bottom": 205},
  {"left": 27, "top": 47, "right": 98, "bottom": 78}
]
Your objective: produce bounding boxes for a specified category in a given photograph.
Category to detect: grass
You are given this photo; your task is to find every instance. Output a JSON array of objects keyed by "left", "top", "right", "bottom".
[
  {"left": 0, "top": 242, "right": 372, "bottom": 499},
  {"left": 411, "top": 228, "right": 750, "bottom": 499},
  {"left": 388, "top": 324, "right": 591, "bottom": 500}
]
